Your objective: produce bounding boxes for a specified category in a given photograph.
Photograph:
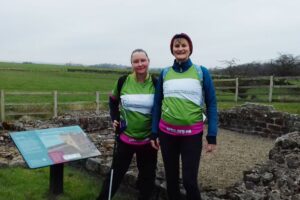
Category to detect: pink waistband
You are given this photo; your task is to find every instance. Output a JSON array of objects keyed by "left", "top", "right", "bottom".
[
  {"left": 159, "top": 119, "right": 204, "bottom": 136},
  {"left": 119, "top": 133, "right": 151, "bottom": 146}
]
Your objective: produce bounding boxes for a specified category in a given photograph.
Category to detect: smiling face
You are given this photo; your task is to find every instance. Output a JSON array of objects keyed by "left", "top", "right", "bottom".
[
  {"left": 131, "top": 51, "right": 149, "bottom": 75},
  {"left": 172, "top": 38, "right": 191, "bottom": 62}
]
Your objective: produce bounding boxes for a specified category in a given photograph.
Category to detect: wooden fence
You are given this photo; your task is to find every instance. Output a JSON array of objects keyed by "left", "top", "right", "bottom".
[
  {"left": 1, "top": 76, "right": 300, "bottom": 121},
  {"left": 214, "top": 76, "right": 300, "bottom": 102},
  {"left": 0, "top": 90, "right": 106, "bottom": 121}
]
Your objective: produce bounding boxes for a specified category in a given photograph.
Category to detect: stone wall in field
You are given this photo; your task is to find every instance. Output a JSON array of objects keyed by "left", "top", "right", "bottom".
[{"left": 218, "top": 103, "right": 300, "bottom": 138}]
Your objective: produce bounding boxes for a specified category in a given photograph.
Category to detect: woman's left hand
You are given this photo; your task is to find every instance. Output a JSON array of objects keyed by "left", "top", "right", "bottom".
[{"left": 205, "top": 144, "right": 216, "bottom": 153}]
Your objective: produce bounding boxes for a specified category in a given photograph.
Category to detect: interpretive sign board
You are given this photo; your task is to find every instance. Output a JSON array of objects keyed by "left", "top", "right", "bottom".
[{"left": 10, "top": 126, "right": 101, "bottom": 169}]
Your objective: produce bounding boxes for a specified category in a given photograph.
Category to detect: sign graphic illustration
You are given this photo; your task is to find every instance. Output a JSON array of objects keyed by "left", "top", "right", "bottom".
[{"left": 10, "top": 126, "right": 101, "bottom": 168}]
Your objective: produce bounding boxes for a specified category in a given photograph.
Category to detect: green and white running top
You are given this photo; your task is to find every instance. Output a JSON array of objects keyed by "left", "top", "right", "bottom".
[
  {"left": 160, "top": 65, "right": 204, "bottom": 135},
  {"left": 111, "top": 73, "right": 155, "bottom": 141}
]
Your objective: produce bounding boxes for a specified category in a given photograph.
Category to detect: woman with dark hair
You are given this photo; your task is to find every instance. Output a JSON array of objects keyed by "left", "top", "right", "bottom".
[
  {"left": 97, "top": 49, "right": 157, "bottom": 200},
  {"left": 151, "top": 33, "right": 218, "bottom": 200}
]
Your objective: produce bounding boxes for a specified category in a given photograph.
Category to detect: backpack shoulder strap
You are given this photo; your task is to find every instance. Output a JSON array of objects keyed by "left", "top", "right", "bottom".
[
  {"left": 117, "top": 75, "right": 128, "bottom": 99},
  {"left": 194, "top": 64, "right": 204, "bottom": 85},
  {"left": 194, "top": 64, "right": 205, "bottom": 106},
  {"left": 162, "top": 67, "right": 171, "bottom": 80},
  {"left": 151, "top": 74, "right": 158, "bottom": 87}
]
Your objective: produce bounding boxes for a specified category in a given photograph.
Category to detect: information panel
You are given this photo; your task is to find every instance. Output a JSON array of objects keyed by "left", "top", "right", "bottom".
[{"left": 10, "top": 126, "right": 101, "bottom": 168}]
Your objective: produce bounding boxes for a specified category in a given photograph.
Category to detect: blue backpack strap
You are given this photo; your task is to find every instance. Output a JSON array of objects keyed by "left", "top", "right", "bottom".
[
  {"left": 194, "top": 64, "right": 205, "bottom": 106},
  {"left": 162, "top": 67, "right": 171, "bottom": 79},
  {"left": 193, "top": 64, "right": 203, "bottom": 85}
]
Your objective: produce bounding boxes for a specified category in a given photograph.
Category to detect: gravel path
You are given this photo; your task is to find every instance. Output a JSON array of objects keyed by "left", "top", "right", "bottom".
[
  {"left": 156, "top": 128, "right": 275, "bottom": 190},
  {"left": 199, "top": 128, "right": 275, "bottom": 189}
]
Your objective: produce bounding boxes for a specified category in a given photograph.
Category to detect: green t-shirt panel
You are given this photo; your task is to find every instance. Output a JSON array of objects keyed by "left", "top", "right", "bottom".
[
  {"left": 112, "top": 74, "right": 155, "bottom": 139},
  {"left": 162, "top": 67, "right": 204, "bottom": 125}
]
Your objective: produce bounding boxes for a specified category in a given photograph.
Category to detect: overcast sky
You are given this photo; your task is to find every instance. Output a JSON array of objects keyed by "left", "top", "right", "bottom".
[{"left": 1, "top": 0, "right": 300, "bottom": 68}]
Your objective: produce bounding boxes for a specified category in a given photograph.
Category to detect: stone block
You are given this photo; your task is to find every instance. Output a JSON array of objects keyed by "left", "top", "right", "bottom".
[
  {"left": 244, "top": 172, "right": 261, "bottom": 184},
  {"left": 261, "top": 172, "right": 274, "bottom": 185},
  {"left": 0, "top": 158, "right": 9, "bottom": 168},
  {"left": 8, "top": 160, "right": 26, "bottom": 167},
  {"left": 267, "top": 124, "right": 281, "bottom": 132},
  {"left": 86, "top": 157, "right": 101, "bottom": 172},
  {"left": 255, "top": 121, "right": 267, "bottom": 128},
  {"left": 286, "top": 155, "right": 300, "bottom": 169},
  {"left": 274, "top": 118, "right": 284, "bottom": 126}
]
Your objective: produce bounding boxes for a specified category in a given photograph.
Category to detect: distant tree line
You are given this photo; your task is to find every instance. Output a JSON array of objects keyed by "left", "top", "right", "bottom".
[
  {"left": 211, "top": 54, "right": 300, "bottom": 77},
  {"left": 67, "top": 54, "right": 300, "bottom": 78},
  {"left": 67, "top": 68, "right": 131, "bottom": 75},
  {"left": 89, "top": 63, "right": 130, "bottom": 69}
]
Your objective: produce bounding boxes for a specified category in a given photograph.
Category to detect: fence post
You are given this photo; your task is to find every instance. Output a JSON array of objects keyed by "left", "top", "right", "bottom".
[
  {"left": 53, "top": 91, "right": 58, "bottom": 117},
  {"left": 268, "top": 76, "right": 273, "bottom": 102},
  {"left": 96, "top": 91, "right": 100, "bottom": 114},
  {"left": 235, "top": 78, "right": 239, "bottom": 102},
  {"left": 0, "top": 90, "right": 5, "bottom": 121}
]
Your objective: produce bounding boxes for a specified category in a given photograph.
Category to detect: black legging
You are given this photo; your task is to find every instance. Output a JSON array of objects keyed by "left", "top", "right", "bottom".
[
  {"left": 159, "top": 132, "right": 203, "bottom": 200},
  {"left": 97, "top": 140, "right": 157, "bottom": 200}
]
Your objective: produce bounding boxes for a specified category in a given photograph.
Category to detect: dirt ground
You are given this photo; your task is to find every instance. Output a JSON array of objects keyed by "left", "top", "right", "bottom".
[
  {"left": 157, "top": 128, "right": 275, "bottom": 190},
  {"left": 200, "top": 128, "right": 275, "bottom": 189}
]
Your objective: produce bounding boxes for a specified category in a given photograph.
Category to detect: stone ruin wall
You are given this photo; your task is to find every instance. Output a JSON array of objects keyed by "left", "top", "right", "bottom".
[
  {"left": 1, "top": 104, "right": 300, "bottom": 199},
  {"left": 218, "top": 103, "right": 300, "bottom": 138},
  {"left": 0, "top": 112, "right": 114, "bottom": 170}
]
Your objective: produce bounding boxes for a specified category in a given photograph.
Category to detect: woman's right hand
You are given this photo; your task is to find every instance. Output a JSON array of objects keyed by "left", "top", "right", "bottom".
[
  {"left": 112, "top": 120, "right": 119, "bottom": 131},
  {"left": 150, "top": 138, "right": 160, "bottom": 150}
]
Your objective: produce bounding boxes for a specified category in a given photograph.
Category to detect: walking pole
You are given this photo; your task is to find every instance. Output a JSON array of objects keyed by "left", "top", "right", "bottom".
[{"left": 108, "top": 118, "right": 120, "bottom": 200}]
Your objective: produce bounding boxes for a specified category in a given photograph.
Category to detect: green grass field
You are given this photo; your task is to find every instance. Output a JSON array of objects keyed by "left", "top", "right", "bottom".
[
  {"left": 0, "top": 166, "right": 134, "bottom": 200},
  {"left": 1, "top": 61, "right": 299, "bottom": 115},
  {"left": 0, "top": 62, "right": 120, "bottom": 117},
  {"left": 0, "top": 66, "right": 117, "bottom": 92},
  {"left": 0, "top": 62, "right": 119, "bottom": 104}
]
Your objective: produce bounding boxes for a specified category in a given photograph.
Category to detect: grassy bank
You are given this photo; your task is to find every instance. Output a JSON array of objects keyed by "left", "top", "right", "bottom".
[
  {"left": 0, "top": 166, "right": 134, "bottom": 200},
  {"left": 217, "top": 102, "right": 300, "bottom": 114}
]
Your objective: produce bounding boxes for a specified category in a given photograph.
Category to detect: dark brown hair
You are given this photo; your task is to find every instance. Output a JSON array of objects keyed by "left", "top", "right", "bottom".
[{"left": 170, "top": 33, "right": 193, "bottom": 55}]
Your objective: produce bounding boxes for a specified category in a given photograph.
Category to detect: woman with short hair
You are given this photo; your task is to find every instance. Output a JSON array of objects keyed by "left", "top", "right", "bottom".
[{"left": 151, "top": 33, "right": 218, "bottom": 200}]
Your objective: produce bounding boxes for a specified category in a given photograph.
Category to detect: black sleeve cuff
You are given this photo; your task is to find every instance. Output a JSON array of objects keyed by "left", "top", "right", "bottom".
[
  {"left": 206, "top": 136, "right": 217, "bottom": 144},
  {"left": 150, "top": 133, "right": 158, "bottom": 140}
]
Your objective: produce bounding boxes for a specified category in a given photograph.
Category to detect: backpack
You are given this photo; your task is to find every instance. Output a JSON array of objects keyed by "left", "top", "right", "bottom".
[{"left": 116, "top": 74, "right": 158, "bottom": 100}]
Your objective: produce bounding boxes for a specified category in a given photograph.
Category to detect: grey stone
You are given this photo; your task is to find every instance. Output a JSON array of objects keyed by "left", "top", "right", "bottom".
[
  {"left": 124, "top": 170, "right": 137, "bottom": 187},
  {"left": 269, "top": 150, "right": 285, "bottom": 164},
  {"left": 292, "top": 194, "right": 300, "bottom": 200},
  {"left": 261, "top": 172, "right": 274, "bottom": 185},
  {"left": 9, "top": 159, "right": 26, "bottom": 167},
  {"left": 85, "top": 157, "right": 101, "bottom": 172},
  {"left": 268, "top": 190, "right": 281, "bottom": 200},
  {"left": 244, "top": 173, "right": 261, "bottom": 184},
  {"left": 286, "top": 155, "right": 300, "bottom": 169},
  {"left": 0, "top": 159, "right": 8, "bottom": 167},
  {"left": 244, "top": 181, "right": 256, "bottom": 190}
]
